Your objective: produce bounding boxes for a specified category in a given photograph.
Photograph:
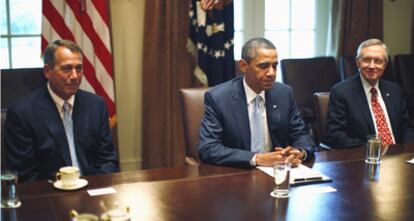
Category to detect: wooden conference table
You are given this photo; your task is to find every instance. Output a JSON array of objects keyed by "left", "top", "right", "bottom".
[{"left": 2, "top": 144, "right": 414, "bottom": 221}]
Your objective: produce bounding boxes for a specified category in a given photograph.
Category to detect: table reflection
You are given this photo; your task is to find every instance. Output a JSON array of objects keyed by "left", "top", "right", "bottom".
[{"left": 365, "top": 163, "right": 380, "bottom": 181}]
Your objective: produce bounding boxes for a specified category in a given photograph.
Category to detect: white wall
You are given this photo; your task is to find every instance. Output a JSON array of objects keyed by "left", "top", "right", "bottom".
[
  {"left": 110, "top": 0, "right": 145, "bottom": 171},
  {"left": 384, "top": 0, "right": 413, "bottom": 57}
]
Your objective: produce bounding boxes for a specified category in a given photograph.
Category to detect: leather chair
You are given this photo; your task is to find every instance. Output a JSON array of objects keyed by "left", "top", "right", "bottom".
[
  {"left": 313, "top": 92, "right": 331, "bottom": 150},
  {"left": 1, "top": 109, "right": 7, "bottom": 168},
  {"left": 394, "top": 54, "right": 414, "bottom": 123},
  {"left": 179, "top": 87, "right": 209, "bottom": 166},
  {"left": 1, "top": 68, "right": 47, "bottom": 109},
  {"left": 281, "top": 57, "right": 340, "bottom": 144},
  {"left": 339, "top": 55, "right": 394, "bottom": 81}
]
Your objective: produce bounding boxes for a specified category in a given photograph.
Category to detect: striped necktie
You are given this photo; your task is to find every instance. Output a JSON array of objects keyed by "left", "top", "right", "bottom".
[
  {"left": 251, "top": 95, "right": 265, "bottom": 153},
  {"left": 62, "top": 102, "right": 81, "bottom": 169}
]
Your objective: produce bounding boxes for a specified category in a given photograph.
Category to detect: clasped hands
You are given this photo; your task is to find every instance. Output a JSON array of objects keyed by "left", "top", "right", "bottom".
[{"left": 256, "top": 146, "right": 304, "bottom": 167}]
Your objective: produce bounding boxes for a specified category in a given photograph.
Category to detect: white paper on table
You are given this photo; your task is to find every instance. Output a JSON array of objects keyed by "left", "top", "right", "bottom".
[
  {"left": 406, "top": 158, "right": 414, "bottom": 164},
  {"left": 87, "top": 187, "right": 117, "bottom": 196},
  {"left": 257, "top": 164, "right": 331, "bottom": 185}
]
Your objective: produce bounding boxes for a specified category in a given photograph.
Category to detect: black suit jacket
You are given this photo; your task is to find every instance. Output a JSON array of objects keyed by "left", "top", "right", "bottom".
[
  {"left": 326, "top": 74, "right": 414, "bottom": 148},
  {"left": 5, "top": 86, "right": 119, "bottom": 182},
  {"left": 198, "top": 76, "right": 315, "bottom": 168}
]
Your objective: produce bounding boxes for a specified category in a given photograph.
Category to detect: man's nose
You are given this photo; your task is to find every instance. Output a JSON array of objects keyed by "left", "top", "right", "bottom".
[
  {"left": 68, "top": 69, "right": 80, "bottom": 79},
  {"left": 268, "top": 66, "right": 276, "bottom": 76}
]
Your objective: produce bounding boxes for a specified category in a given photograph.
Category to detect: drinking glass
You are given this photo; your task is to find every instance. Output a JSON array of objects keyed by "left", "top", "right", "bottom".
[
  {"left": 270, "top": 161, "right": 291, "bottom": 198},
  {"left": 1, "top": 170, "right": 21, "bottom": 208},
  {"left": 365, "top": 134, "right": 381, "bottom": 164}
]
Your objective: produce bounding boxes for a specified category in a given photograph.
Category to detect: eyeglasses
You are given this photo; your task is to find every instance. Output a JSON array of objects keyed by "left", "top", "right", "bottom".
[{"left": 358, "top": 57, "right": 386, "bottom": 65}]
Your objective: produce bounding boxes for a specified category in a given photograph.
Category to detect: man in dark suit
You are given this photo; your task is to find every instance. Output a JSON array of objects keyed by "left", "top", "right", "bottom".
[
  {"left": 198, "top": 37, "right": 315, "bottom": 168},
  {"left": 5, "top": 39, "right": 119, "bottom": 182},
  {"left": 326, "top": 38, "right": 414, "bottom": 148}
]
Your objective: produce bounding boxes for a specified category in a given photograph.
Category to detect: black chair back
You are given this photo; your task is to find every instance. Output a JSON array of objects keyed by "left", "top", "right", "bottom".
[
  {"left": 313, "top": 92, "right": 331, "bottom": 150},
  {"left": 1, "top": 109, "right": 7, "bottom": 168},
  {"left": 281, "top": 57, "right": 340, "bottom": 119},
  {"left": 394, "top": 54, "right": 414, "bottom": 121},
  {"left": 1, "top": 68, "right": 47, "bottom": 109}
]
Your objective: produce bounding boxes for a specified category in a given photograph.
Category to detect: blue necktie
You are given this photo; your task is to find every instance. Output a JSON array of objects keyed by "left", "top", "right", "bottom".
[
  {"left": 251, "top": 95, "right": 265, "bottom": 153},
  {"left": 63, "top": 102, "right": 80, "bottom": 169}
]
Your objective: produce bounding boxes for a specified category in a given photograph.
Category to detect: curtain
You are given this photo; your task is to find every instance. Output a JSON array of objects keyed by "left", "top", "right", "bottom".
[
  {"left": 142, "top": 0, "right": 199, "bottom": 168},
  {"left": 327, "top": 0, "right": 383, "bottom": 58}
]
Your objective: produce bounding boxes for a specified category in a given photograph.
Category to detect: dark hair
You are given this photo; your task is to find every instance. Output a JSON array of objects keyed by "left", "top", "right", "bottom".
[
  {"left": 43, "top": 39, "right": 83, "bottom": 67},
  {"left": 241, "top": 37, "right": 276, "bottom": 63}
]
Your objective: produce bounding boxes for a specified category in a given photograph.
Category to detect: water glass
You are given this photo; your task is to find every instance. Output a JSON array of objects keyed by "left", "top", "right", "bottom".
[
  {"left": 1, "top": 170, "right": 21, "bottom": 208},
  {"left": 365, "top": 134, "right": 381, "bottom": 164},
  {"left": 270, "top": 161, "right": 291, "bottom": 198}
]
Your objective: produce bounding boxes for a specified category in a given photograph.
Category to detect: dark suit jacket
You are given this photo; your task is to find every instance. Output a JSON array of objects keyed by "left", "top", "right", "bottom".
[
  {"left": 326, "top": 74, "right": 414, "bottom": 148},
  {"left": 5, "top": 86, "right": 119, "bottom": 182},
  {"left": 198, "top": 76, "right": 315, "bottom": 168}
]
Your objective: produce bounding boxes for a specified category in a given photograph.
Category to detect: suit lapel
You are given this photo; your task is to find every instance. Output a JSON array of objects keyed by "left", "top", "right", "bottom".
[
  {"left": 231, "top": 78, "right": 250, "bottom": 149},
  {"left": 72, "top": 92, "right": 89, "bottom": 172},
  {"left": 40, "top": 87, "right": 71, "bottom": 165},
  {"left": 265, "top": 87, "right": 281, "bottom": 147},
  {"left": 352, "top": 75, "right": 375, "bottom": 132},
  {"left": 379, "top": 82, "right": 397, "bottom": 135}
]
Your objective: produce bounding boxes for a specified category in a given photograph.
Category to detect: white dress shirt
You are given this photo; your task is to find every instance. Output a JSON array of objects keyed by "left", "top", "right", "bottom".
[
  {"left": 360, "top": 75, "right": 395, "bottom": 143},
  {"left": 47, "top": 83, "right": 75, "bottom": 119},
  {"left": 243, "top": 78, "right": 272, "bottom": 165}
]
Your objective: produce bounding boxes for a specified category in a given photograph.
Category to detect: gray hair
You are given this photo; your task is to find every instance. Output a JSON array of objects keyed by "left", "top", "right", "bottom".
[
  {"left": 43, "top": 39, "right": 83, "bottom": 68},
  {"left": 241, "top": 37, "right": 276, "bottom": 63},
  {"left": 356, "top": 38, "right": 389, "bottom": 62}
]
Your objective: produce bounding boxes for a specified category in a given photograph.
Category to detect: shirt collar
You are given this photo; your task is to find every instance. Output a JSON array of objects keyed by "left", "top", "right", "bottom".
[
  {"left": 360, "top": 74, "right": 379, "bottom": 95},
  {"left": 243, "top": 77, "right": 265, "bottom": 104},
  {"left": 47, "top": 83, "right": 75, "bottom": 109}
]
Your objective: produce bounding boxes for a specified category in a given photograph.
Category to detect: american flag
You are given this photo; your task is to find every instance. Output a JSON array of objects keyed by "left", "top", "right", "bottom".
[
  {"left": 188, "top": 0, "right": 235, "bottom": 86},
  {"left": 41, "top": 0, "right": 116, "bottom": 127}
]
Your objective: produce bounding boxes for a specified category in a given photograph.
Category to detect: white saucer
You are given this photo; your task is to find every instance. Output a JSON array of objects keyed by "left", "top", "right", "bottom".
[{"left": 53, "top": 178, "right": 88, "bottom": 190}]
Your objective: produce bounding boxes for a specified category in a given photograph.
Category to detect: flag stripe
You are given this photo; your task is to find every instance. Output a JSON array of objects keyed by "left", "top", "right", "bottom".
[
  {"left": 89, "top": 3, "right": 112, "bottom": 53},
  {"left": 91, "top": 0, "right": 110, "bottom": 27},
  {"left": 42, "top": 0, "right": 116, "bottom": 121},
  {"left": 43, "top": 0, "right": 76, "bottom": 40},
  {"left": 66, "top": 0, "right": 113, "bottom": 77},
  {"left": 48, "top": 0, "right": 115, "bottom": 102}
]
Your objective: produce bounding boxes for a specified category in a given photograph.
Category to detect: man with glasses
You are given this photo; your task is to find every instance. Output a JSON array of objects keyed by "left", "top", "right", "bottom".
[
  {"left": 326, "top": 38, "right": 414, "bottom": 148},
  {"left": 5, "top": 39, "right": 119, "bottom": 182}
]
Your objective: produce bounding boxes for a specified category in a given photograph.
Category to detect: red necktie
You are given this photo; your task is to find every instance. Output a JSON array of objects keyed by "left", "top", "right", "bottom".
[{"left": 370, "top": 87, "right": 394, "bottom": 145}]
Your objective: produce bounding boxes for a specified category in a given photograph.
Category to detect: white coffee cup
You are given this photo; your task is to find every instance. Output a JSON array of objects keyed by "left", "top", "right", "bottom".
[{"left": 56, "top": 166, "right": 80, "bottom": 187}]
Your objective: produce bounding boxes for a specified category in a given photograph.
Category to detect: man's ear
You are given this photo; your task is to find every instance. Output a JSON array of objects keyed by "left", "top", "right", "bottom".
[
  {"left": 44, "top": 64, "right": 51, "bottom": 80},
  {"left": 239, "top": 59, "right": 248, "bottom": 74}
]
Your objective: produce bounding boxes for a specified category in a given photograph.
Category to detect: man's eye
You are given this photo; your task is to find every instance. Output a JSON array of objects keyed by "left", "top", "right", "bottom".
[
  {"left": 62, "top": 67, "right": 72, "bottom": 73},
  {"left": 258, "top": 64, "right": 269, "bottom": 69},
  {"left": 76, "top": 66, "right": 83, "bottom": 72}
]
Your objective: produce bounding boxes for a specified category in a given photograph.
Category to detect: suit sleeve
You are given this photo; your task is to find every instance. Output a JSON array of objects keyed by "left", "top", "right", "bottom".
[
  {"left": 94, "top": 101, "right": 120, "bottom": 174},
  {"left": 326, "top": 89, "right": 364, "bottom": 148},
  {"left": 198, "top": 92, "right": 255, "bottom": 168},
  {"left": 5, "top": 107, "right": 40, "bottom": 182}
]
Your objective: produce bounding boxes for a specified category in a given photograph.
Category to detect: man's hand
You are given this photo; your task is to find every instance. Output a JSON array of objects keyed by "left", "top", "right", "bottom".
[
  {"left": 274, "top": 146, "right": 303, "bottom": 167},
  {"left": 255, "top": 151, "right": 285, "bottom": 167}
]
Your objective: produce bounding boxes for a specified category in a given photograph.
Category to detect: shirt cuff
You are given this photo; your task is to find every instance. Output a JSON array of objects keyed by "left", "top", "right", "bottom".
[
  {"left": 300, "top": 149, "right": 307, "bottom": 161},
  {"left": 250, "top": 154, "right": 257, "bottom": 166}
]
